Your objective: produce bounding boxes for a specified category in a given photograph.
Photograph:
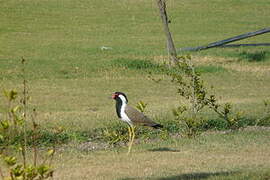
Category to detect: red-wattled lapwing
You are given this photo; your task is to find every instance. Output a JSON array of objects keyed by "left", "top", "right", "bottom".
[{"left": 112, "top": 92, "right": 163, "bottom": 154}]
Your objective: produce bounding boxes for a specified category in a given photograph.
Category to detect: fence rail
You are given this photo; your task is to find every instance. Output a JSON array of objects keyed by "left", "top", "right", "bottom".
[{"left": 179, "top": 28, "right": 270, "bottom": 51}]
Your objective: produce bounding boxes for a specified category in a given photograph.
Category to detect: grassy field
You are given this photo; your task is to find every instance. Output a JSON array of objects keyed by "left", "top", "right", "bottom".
[
  {"left": 53, "top": 128, "right": 270, "bottom": 180},
  {"left": 1, "top": 0, "right": 270, "bottom": 179}
]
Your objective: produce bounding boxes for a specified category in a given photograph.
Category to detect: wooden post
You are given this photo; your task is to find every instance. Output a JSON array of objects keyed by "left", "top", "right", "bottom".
[{"left": 157, "top": 0, "right": 179, "bottom": 64}]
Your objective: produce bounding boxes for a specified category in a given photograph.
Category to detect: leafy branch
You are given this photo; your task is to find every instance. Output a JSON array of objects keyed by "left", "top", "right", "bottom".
[{"left": 0, "top": 58, "right": 55, "bottom": 180}]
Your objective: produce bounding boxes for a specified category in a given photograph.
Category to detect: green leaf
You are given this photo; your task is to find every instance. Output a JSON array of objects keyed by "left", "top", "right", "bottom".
[
  {"left": 11, "top": 105, "right": 21, "bottom": 113},
  {"left": 3, "top": 90, "right": 18, "bottom": 101},
  {"left": 4, "top": 156, "right": 17, "bottom": 166},
  {"left": 47, "top": 149, "right": 55, "bottom": 156},
  {"left": 37, "top": 165, "right": 50, "bottom": 175},
  {"left": 0, "top": 134, "right": 4, "bottom": 142},
  {"left": 25, "top": 165, "right": 38, "bottom": 179},
  {"left": 11, "top": 164, "right": 24, "bottom": 177},
  {"left": 1, "top": 120, "right": 10, "bottom": 129},
  {"left": 136, "top": 101, "right": 147, "bottom": 113}
]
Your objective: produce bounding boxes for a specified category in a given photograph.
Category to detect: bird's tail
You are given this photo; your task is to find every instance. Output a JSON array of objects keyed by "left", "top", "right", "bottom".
[{"left": 152, "top": 123, "right": 163, "bottom": 129}]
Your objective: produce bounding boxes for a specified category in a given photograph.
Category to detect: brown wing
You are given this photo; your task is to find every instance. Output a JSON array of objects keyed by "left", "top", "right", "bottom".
[{"left": 125, "top": 105, "right": 158, "bottom": 127}]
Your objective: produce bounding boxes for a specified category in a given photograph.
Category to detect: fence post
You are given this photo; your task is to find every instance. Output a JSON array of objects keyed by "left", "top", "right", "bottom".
[{"left": 157, "top": 0, "right": 179, "bottom": 64}]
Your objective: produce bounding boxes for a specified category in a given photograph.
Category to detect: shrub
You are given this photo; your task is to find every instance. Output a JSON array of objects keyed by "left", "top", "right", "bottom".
[{"left": 0, "top": 58, "right": 55, "bottom": 180}]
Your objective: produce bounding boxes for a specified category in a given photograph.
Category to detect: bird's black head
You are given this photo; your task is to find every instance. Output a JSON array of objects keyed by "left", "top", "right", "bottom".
[{"left": 112, "top": 92, "right": 128, "bottom": 103}]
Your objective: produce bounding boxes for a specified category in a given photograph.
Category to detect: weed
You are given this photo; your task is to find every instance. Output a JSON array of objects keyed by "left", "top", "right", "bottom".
[
  {"left": 154, "top": 55, "right": 246, "bottom": 135},
  {"left": 91, "top": 122, "right": 129, "bottom": 145},
  {"left": 203, "top": 118, "right": 228, "bottom": 130},
  {"left": 90, "top": 118, "right": 169, "bottom": 146},
  {"left": 239, "top": 50, "right": 268, "bottom": 62},
  {"left": 0, "top": 126, "right": 94, "bottom": 147},
  {"left": 172, "top": 105, "right": 204, "bottom": 137},
  {"left": 0, "top": 58, "right": 55, "bottom": 179},
  {"left": 136, "top": 101, "right": 148, "bottom": 113},
  {"left": 255, "top": 99, "right": 270, "bottom": 126}
]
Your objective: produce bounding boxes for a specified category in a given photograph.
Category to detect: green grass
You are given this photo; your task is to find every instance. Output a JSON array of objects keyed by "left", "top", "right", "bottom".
[
  {"left": 109, "top": 58, "right": 164, "bottom": 73},
  {"left": 238, "top": 50, "right": 269, "bottom": 62},
  {"left": 1, "top": 0, "right": 270, "bottom": 179}
]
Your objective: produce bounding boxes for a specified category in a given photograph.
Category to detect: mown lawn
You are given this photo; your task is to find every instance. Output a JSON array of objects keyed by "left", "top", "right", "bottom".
[
  {"left": 53, "top": 128, "right": 270, "bottom": 180},
  {"left": 1, "top": 0, "right": 270, "bottom": 179}
]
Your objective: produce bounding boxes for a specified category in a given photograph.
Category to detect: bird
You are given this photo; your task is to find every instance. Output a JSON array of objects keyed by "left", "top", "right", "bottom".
[{"left": 112, "top": 92, "right": 163, "bottom": 154}]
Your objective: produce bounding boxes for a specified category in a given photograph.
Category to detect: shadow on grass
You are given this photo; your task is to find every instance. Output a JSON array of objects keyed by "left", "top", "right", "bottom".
[
  {"left": 121, "top": 171, "right": 236, "bottom": 180},
  {"left": 148, "top": 147, "right": 180, "bottom": 152}
]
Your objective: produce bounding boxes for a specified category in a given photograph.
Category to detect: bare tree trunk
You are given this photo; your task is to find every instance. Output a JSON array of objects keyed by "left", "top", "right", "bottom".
[{"left": 157, "top": 0, "right": 179, "bottom": 64}]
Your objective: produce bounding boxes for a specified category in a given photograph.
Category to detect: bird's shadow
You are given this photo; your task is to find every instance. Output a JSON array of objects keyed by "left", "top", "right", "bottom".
[
  {"left": 120, "top": 171, "right": 237, "bottom": 180},
  {"left": 148, "top": 147, "right": 180, "bottom": 152}
]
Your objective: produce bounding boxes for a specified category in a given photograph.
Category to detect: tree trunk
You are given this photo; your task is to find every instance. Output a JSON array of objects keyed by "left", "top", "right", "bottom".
[{"left": 157, "top": 0, "right": 179, "bottom": 64}]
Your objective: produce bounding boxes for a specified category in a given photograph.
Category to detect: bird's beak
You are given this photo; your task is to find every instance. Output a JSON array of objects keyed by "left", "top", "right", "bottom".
[{"left": 111, "top": 93, "right": 116, "bottom": 99}]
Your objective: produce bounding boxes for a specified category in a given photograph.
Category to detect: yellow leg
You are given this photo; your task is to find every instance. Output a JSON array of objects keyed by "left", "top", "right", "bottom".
[
  {"left": 127, "top": 126, "right": 132, "bottom": 154},
  {"left": 127, "top": 126, "right": 132, "bottom": 143},
  {"left": 127, "top": 126, "right": 135, "bottom": 155}
]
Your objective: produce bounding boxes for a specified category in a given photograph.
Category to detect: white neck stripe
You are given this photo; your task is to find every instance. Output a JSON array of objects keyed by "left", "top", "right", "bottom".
[{"left": 118, "top": 94, "right": 127, "bottom": 104}]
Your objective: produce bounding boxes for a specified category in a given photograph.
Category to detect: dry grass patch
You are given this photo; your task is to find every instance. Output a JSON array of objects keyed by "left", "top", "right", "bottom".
[
  {"left": 223, "top": 63, "right": 270, "bottom": 74},
  {"left": 192, "top": 55, "right": 236, "bottom": 65},
  {"left": 192, "top": 55, "right": 270, "bottom": 74}
]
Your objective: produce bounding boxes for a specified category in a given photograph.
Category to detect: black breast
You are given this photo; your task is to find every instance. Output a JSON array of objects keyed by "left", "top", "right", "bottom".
[{"left": 115, "top": 99, "right": 122, "bottom": 118}]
